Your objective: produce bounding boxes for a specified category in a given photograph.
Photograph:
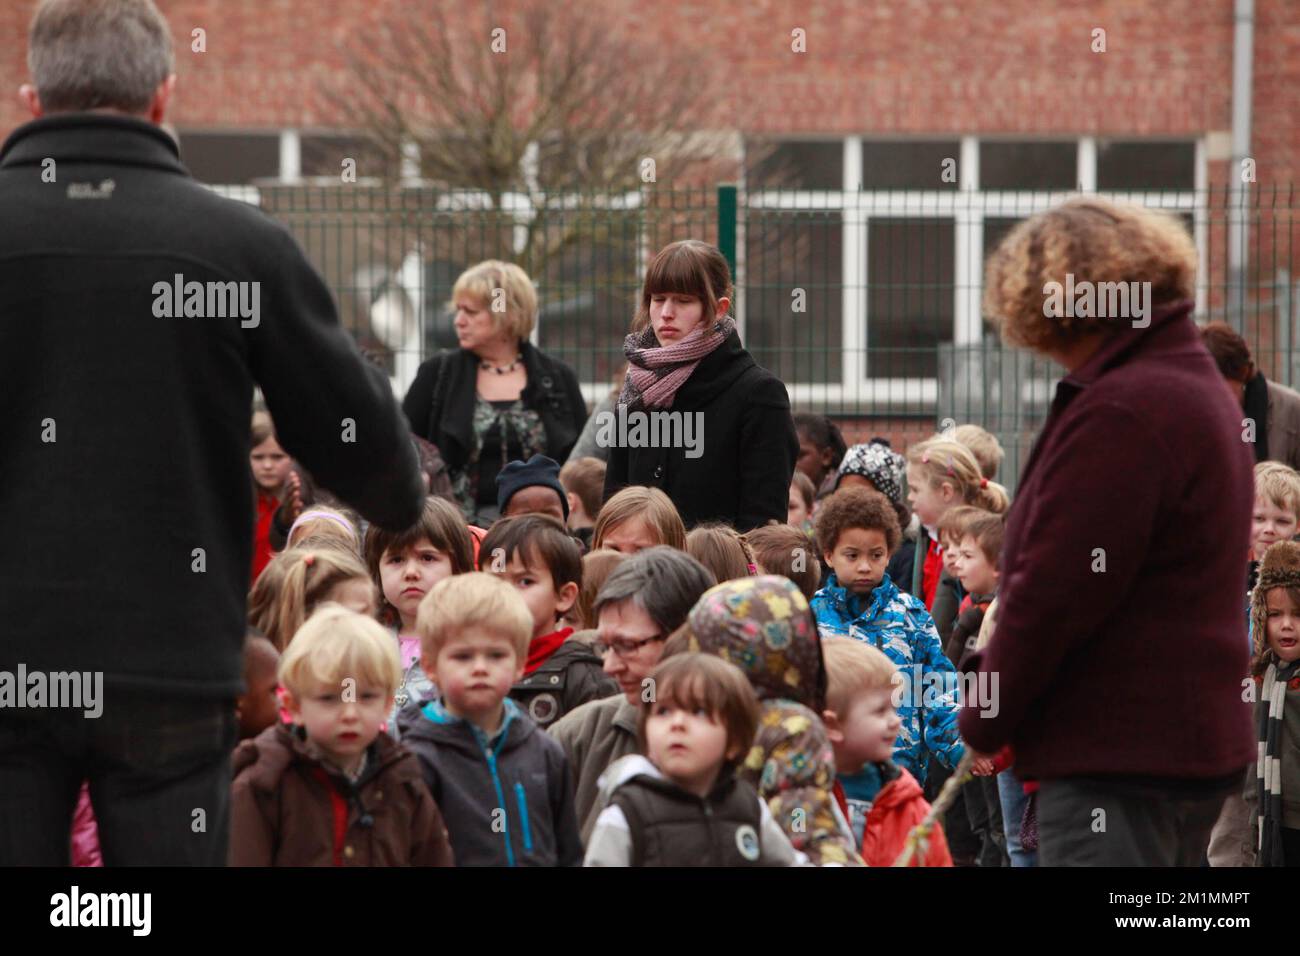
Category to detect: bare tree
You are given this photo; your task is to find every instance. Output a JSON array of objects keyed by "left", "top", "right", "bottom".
[{"left": 329, "top": 0, "right": 733, "bottom": 276}]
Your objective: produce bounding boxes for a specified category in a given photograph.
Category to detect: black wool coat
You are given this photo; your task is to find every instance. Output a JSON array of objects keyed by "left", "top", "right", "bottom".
[
  {"left": 603, "top": 330, "right": 798, "bottom": 532},
  {"left": 0, "top": 113, "right": 424, "bottom": 697},
  {"left": 401, "top": 339, "right": 587, "bottom": 473}
]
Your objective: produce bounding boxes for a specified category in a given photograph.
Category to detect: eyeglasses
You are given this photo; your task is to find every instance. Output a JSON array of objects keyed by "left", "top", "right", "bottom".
[{"left": 593, "top": 634, "right": 664, "bottom": 659}]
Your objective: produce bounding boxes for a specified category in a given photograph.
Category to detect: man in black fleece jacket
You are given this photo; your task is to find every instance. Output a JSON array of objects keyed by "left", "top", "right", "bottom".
[{"left": 0, "top": 0, "right": 423, "bottom": 864}]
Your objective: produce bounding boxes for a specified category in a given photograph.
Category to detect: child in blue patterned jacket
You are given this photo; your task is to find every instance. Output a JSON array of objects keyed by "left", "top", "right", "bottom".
[{"left": 810, "top": 485, "right": 981, "bottom": 785}]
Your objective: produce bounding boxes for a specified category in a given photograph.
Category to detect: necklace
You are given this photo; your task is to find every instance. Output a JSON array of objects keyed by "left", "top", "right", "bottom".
[{"left": 479, "top": 353, "right": 522, "bottom": 375}]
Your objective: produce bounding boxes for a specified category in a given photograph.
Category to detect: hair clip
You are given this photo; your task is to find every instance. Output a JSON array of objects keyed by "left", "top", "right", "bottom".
[
  {"left": 979, "top": 477, "right": 988, "bottom": 489},
  {"left": 304, "top": 554, "right": 315, "bottom": 567}
]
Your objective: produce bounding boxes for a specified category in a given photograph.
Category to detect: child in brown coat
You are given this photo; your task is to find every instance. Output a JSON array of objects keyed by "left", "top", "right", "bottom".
[{"left": 230, "top": 605, "right": 453, "bottom": 866}]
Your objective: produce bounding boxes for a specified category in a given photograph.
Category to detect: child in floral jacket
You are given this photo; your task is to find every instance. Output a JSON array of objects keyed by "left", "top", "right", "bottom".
[{"left": 809, "top": 486, "right": 966, "bottom": 785}]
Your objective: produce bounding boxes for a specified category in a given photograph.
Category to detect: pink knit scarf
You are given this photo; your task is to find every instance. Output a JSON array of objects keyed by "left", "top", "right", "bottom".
[{"left": 618, "top": 316, "right": 736, "bottom": 411}]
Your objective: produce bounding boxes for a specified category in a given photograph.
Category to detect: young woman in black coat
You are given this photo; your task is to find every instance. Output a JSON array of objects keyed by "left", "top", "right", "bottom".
[
  {"left": 602, "top": 240, "right": 797, "bottom": 532},
  {"left": 402, "top": 260, "right": 587, "bottom": 526}
]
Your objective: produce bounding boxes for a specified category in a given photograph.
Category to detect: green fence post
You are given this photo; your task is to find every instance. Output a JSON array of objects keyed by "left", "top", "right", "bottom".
[{"left": 716, "top": 183, "right": 737, "bottom": 277}]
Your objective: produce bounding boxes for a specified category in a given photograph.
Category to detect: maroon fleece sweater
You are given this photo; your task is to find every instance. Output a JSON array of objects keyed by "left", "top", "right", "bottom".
[{"left": 958, "top": 301, "right": 1255, "bottom": 781}]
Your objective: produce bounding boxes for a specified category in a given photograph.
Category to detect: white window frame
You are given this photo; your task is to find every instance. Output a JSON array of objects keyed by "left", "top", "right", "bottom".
[{"left": 744, "top": 135, "right": 1206, "bottom": 410}]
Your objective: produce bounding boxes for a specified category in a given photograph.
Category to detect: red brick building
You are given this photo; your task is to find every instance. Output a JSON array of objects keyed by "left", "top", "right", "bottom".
[{"left": 2, "top": 1, "right": 1295, "bottom": 481}]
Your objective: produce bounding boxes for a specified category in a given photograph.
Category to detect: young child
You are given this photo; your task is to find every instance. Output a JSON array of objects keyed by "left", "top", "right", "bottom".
[
  {"left": 1249, "top": 462, "right": 1300, "bottom": 593},
  {"left": 478, "top": 514, "right": 618, "bottom": 728},
  {"left": 1210, "top": 463, "right": 1300, "bottom": 867},
  {"left": 584, "top": 653, "right": 802, "bottom": 866},
  {"left": 547, "top": 547, "right": 717, "bottom": 844},
  {"left": 793, "top": 412, "right": 848, "bottom": 501},
  {"left": 229, "top": 605, "right": 454, "bottom": 866},
  {"left": 237, "top": 629, "right": 282, "bottom": 740},
  {"left": 833, "top": 441, "right": 914, "bottom": 594},
  {"left": 678, "top": 574, "right": 864, "bottom": 865},
  {"left": 591, "top": 485, "right": 686, "bottom": 554},
  {"left": 1248, "top": 540, "right": 1300, "bottom": 866},
  {"left": 497, "top": 454, "right": 568, "bottom": 524},
  {"left": 789, "top": 470, "right": 815, "bottom": 529},
  {"left": 570, "top": 548, "right": 626, "bottom": 631},
  {"left": 821, "top": 637, "right": 952, "bottom": 866},
  {"left": 945, "top": 510, "right": 1006, "bottom": 867},
  {"left": 250, "top": 410, "right": 295, "bottom": 582},
  {"left": 809, "top": 485, "right": 968, "bottom": 786},
  {"left": 285, "top": 505, "right": 362, "bottom": 554},
  {"left": 399, "top": 573, "right": 583, "bottom": 866},
  {"left": 745, "top": 522, "right": 821, "bottom": 601},
  {"left": 560, "top": 456, "right": 607, "bottom": 552},
  {"left": 363, "top": 496, "right": 476, "bottom": 726},
  {"left": 248, "top": 546, "right": 378, "bottom": 651},
  {"left": 685, "top": 522, "right": 755, "bottom": 583},
  {"left": 946, "top": 511, "right": 1002, "bottom": 670},
  {"left": 904, "top": 438, "right": 1008, "bottom": 630},
  {"left": 949, "top": 423, "right": 1004, "bottom": 482}
]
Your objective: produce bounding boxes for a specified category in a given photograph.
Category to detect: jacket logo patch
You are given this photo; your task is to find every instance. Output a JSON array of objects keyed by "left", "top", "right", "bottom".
[
  {"left": 528, "top": 693, "right": 559, "bottom": 725},
  {"left": 735, "top": 824, "right": 760, "bottom": 861},
  {"left": 66, "top": 179, "right": 115, "bottom": 200}
]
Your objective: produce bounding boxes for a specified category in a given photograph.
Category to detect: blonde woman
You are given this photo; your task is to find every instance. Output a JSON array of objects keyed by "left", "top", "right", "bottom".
[{"left": 403, "top": 260, "right": 587, "bottom": 525}]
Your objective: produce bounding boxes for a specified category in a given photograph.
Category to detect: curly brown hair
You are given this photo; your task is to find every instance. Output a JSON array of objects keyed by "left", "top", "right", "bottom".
[
  {"left": 983, "top": 197, "right": 1197, "bottom": 353},
  {"left": 815, "top": 486, "right": 902, "bottom": 558}
]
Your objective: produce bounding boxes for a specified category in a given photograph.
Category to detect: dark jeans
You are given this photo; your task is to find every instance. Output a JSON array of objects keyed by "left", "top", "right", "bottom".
[
  {"left": 964, "top": 774, "right": 1008, "bottom": 867},
  {"left": 1038, "top": 776, "right": 1233, "bottom": 867},
  {"left": 925, "top": 757, "right": 979, "bottom": 865},
  {"left": 0, "top": 692, "right": 235, "bottom": 865}
]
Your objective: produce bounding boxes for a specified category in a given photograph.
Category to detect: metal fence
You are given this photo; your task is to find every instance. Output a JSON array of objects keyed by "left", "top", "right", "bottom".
[{"left": 247, "top": 182, "right": 1300, "bottom": 495}]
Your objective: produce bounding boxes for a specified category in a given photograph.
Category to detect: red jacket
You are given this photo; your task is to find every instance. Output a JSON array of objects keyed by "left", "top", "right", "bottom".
[
  {"left": 252, "top": 490, "right": 278, "bottom": 583},
  {"left": 958, "top": 301, "right": 1255, "bottom": 781},
  {"left": 834, "top": 767, "right": 953, "bottom": 867}
]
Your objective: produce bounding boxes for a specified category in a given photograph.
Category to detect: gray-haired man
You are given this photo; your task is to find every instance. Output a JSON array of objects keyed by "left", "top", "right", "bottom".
[{"left": 0, "top": 0, "right": 423, "bottom": 864}]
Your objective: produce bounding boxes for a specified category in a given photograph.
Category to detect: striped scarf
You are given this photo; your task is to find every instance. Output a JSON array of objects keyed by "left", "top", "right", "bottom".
[
  {"left": 1256, "top": 656, "right": 1300, "bottom": 866},
  {"left": 618, "top": 315, "right": 736, "bottom": 412}
]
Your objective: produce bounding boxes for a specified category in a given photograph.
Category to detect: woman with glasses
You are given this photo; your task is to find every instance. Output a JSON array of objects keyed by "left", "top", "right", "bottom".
[{"left": 547, "top": 547, "right": 716, "bottom": 843}]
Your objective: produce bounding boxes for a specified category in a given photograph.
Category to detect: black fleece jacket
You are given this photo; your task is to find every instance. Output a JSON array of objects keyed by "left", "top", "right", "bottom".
[{"left": 0, "top": 114, "right": 423, "bottom": 697}]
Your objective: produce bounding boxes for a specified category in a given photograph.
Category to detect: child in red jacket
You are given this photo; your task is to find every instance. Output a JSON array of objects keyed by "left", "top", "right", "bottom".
[{"left": 821, "top": 637, "right": 953, "bottom": 866}]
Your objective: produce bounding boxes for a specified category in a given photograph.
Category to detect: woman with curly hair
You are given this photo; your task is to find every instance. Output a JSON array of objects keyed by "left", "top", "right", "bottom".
[{"left": 956, "top": 198, "right": 1256, "bottom": 866}]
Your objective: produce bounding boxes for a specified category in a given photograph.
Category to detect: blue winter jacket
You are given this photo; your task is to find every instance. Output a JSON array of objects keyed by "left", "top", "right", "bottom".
[{"left": 811, "top": 572, "right": 966, "bottom": 783}]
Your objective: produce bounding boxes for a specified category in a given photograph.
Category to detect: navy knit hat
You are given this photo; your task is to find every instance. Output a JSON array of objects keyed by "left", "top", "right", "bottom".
[{"left": 496, "top": 454, "right": 568, "bottom": 519}]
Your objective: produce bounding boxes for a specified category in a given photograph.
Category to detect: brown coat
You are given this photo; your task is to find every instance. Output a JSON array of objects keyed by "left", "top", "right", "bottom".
[
  {"left": 547, "top": 693, "right": 640, "bottom": 844},
  {"left": 230, "top": 723, "right": 454, "bottom": 867}
]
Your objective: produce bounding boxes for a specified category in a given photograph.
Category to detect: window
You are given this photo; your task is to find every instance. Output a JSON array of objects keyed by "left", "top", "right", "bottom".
[
  {"left": 745, "top": 140, "right": 842, "bottom": 190},
  {"left": 861, "top": 141, "right": 961, "bottom": 190},
  {"left": 177, "top": 131, "right": 279, "bottom": 184},
  {"left": 1097, "top": 140, "right": 1196, "bottom": 191},
  {"left": 980, "top": 141, "right": 1076, "bottom": 190},
  {"left": 742, "top": 135, "right": 1206, "bottom": 409}
]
